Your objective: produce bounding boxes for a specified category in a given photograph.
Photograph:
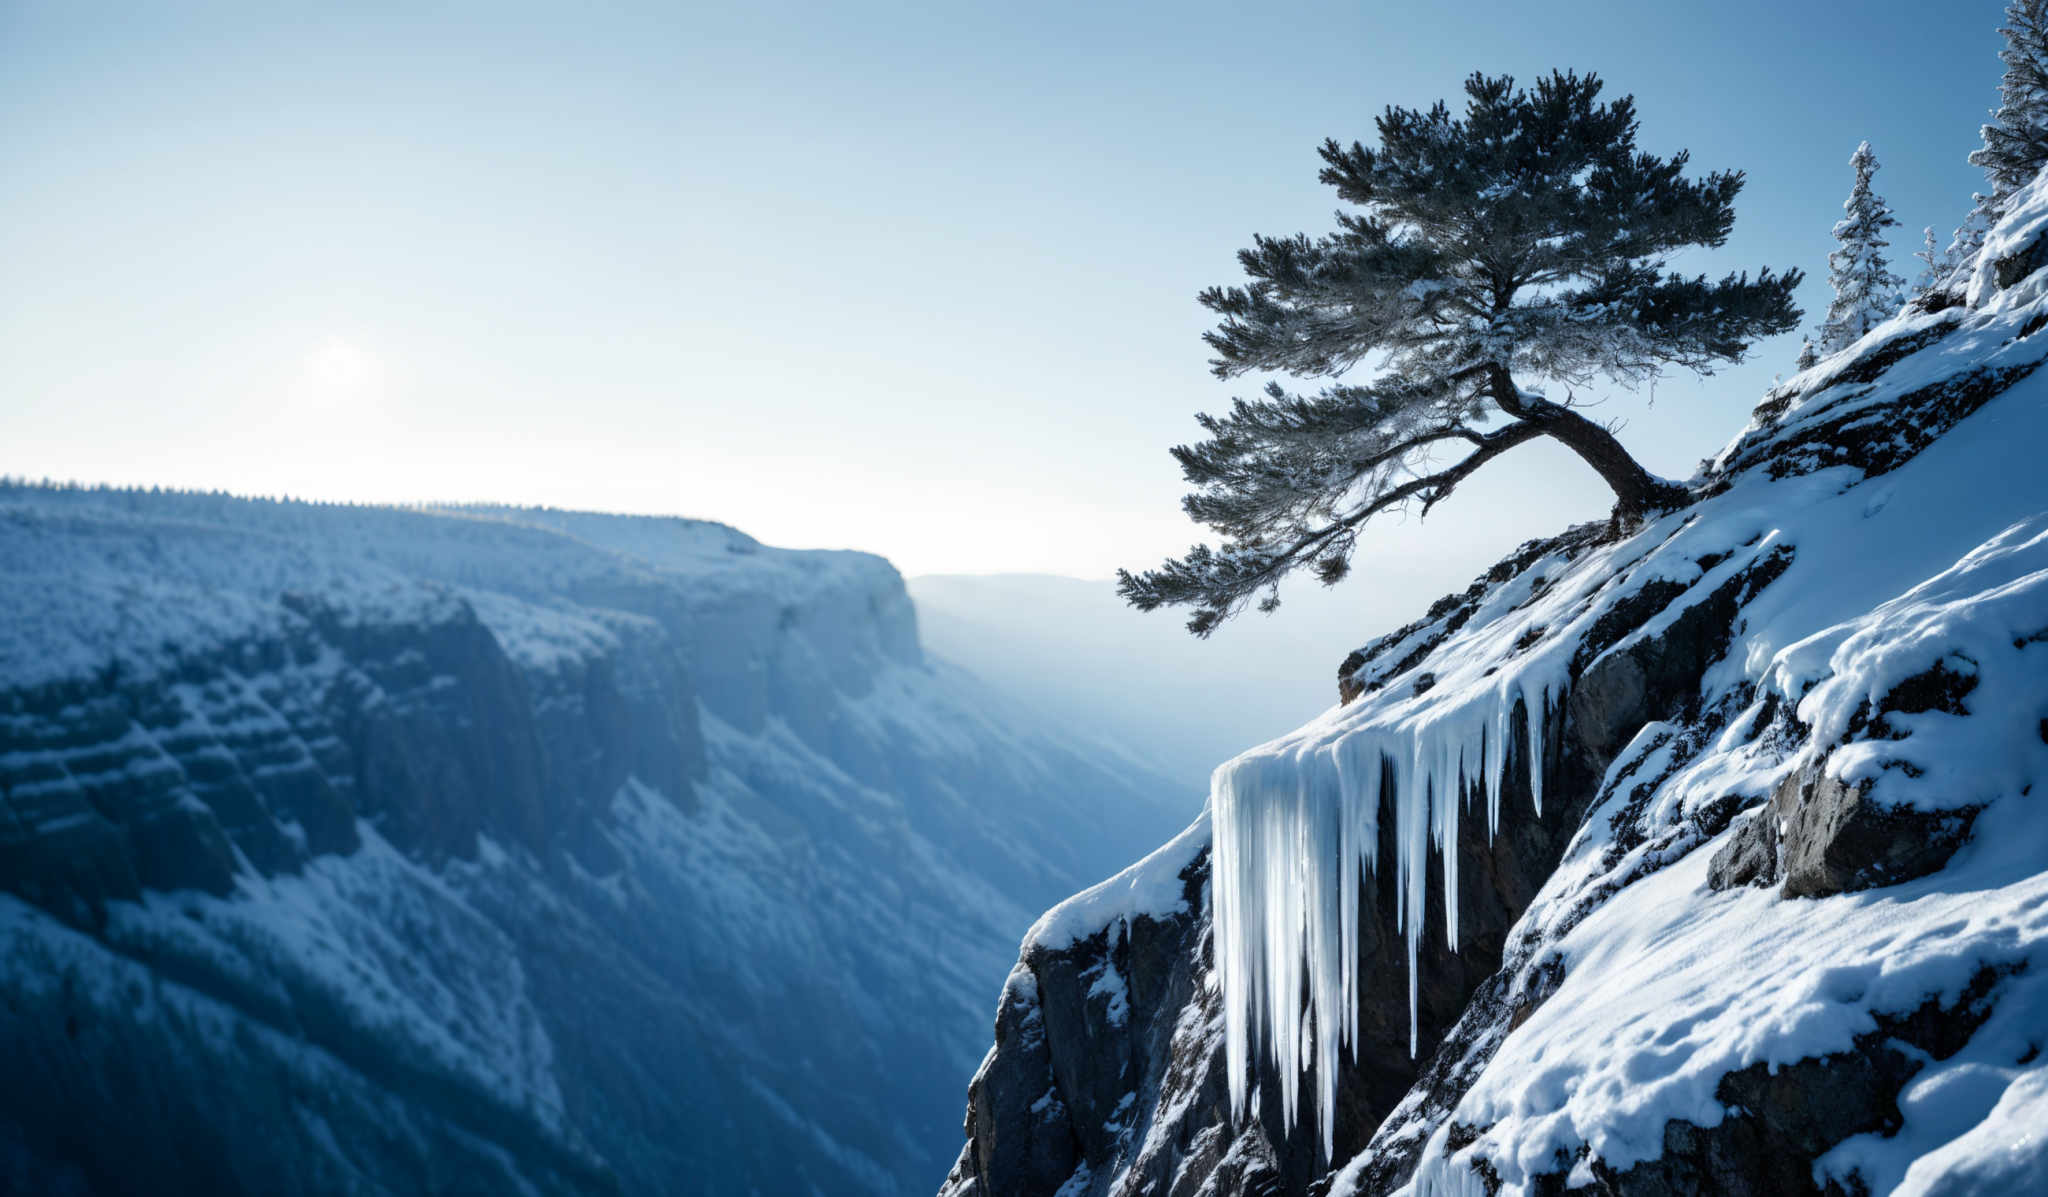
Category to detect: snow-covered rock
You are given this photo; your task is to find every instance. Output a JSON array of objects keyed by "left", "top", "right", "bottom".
[
  {"left": 0, "top": 492, "right": 1192, "bottom": 1196},
  {"left": 944, "top": 184, "right": 2048, "bottom": 1197}
]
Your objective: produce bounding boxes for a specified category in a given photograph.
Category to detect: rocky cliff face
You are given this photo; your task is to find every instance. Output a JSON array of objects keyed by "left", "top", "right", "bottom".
[
  {"left": 943, "top": 177, "right": 2048, "bottom": 1197},
  {"left": 0, "top": 495, "right": 1190, "bottom": 1196}
]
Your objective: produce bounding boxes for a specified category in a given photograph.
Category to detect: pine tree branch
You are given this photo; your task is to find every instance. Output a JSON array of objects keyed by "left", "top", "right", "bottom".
[{"left": 1118, "top": 420, "right": 1547, "bottom": 635}]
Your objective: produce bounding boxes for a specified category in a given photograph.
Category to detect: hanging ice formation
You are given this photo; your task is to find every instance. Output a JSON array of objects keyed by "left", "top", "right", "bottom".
[{"left": 1210, "top": 680, "right": 1551, "bottom": 1157}]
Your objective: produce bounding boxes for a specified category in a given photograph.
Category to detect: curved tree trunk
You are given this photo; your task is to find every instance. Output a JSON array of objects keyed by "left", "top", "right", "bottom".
[{"left": 1492, "top": 367, "right": 1687, "bottom": 514}]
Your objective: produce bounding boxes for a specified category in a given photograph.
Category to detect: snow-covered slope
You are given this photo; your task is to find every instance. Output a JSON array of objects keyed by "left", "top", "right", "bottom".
[
  {"left": 0, "top": 489, "right": 1192, "bottom": 1195},
  {"left": 942, "top": 175, "right": 2048, "bottom": 1197}
]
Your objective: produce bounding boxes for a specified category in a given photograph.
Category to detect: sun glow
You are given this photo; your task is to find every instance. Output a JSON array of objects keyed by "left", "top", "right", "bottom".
[{"left": 291, "top": 337, "right": 381, "bottom": 409}]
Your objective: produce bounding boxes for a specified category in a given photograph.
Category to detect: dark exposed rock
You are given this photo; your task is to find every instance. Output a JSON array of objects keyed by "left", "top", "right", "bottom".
[
  {"left": 1824, "top": 319, "right": 1956, "bottom": 388},
  {"left": 1567, "top": 545, "right": 1794, "bottom": 763},
  {"left": 955, "top": 967, "right": 1082, "bottom": 1197},
  {"left": 289, "top": 594, "right": 552, "bottom": 862},
  {"left": 1342, "top": 949, "right": 1569, "bottom": 1197},
  {"left": 1995, "top": 220, "right": 2048, "bottom": 291},
  {"left": 0, "top": 937, "right": 621, "bottom": 1197},
  {"left": 1704, "top": 804, "right": 1779, "bottom": 892},
  {"left": 1708, "top": 648, "right": 1987, "bottom": 898},
  {"left": 124, "top": 800, "right": 240, "bottom": 897},
  {"left": 3, "top": 489, "right": 1203, "bottom": 1197},
  {"left": 952, "top": 511, "right": 1998, "bottom": 1197},
  {"left": 1738, "top": 316, "right": 1956, "bottom": 433},
  {"left": 1707, "top": 763, "right": 1980, "bottom": 899},
  {"left": 1595, "top": 1044, "right": 1920, "bottom": 1196},
  {"left": 1728, "top": 359, "right": 2044, "bottom": 484},
  {"left": 0, "top": 592, "right": 714, "bottom": 939},
  {"left": 947, "top": 853, "right": 1218, "bottom": 1197}
]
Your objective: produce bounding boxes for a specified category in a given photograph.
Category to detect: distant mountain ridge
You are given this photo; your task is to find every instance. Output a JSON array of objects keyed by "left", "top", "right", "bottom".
[{"left": 0, "top": 487, "right": 1193, "bottom": 1195}]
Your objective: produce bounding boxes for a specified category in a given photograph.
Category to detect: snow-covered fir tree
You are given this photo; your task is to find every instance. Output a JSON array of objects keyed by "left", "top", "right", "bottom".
[
  {"left": 1119, "top": 72, "right": 1802, "bottom": 634},
  {"left": 1938, "top": 1, "right": 2048, "bottom": 288},
  {"left": 1796, "top": 335, "right": 1819, "bottom": 372},
  {"left": 1972, "top": 0, "right": 2048, "bottom": 200},
  {"left": 1818, "top": 141, "right": 1904, "bottom": 355}
]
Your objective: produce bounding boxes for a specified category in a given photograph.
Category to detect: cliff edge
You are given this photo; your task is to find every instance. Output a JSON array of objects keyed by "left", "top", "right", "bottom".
[{"left": 943, "top": 172, "right": 2048, "bottom": 1197}]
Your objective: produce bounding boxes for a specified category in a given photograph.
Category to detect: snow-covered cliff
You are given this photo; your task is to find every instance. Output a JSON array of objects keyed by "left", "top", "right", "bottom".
[
  {"left": 942, "top": 177, "right": 2048, "bottom": 1197},
  {"left": 0, "top": 492, "right": 1192, "bottom": 1195}
]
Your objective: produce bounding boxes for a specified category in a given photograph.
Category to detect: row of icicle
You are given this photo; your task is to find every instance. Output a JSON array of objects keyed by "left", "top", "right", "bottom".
[{"left": 1210, "top": 683, "right": 1549, "bottom": 1156}]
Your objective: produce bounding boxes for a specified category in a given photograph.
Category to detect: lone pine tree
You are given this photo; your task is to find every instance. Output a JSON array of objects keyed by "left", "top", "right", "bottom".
[{"left": 1119, "top": 71, "right": 1803, "bottom": 635}]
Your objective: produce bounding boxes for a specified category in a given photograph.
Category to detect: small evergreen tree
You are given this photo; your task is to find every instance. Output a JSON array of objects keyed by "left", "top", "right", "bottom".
[
  {"left": 1817, "top": 142, "right": 1905, "bottom": 355},
  {"left": 1118, "top": 72, "right": 1803, "bottom": 635},
  {"left": 1796, "top": 335, "right": 1819, "bottom": 372},
  {"left": 1947, "top": 194, "right": 1997, "bottom": 277},
  {"left": 1914, "top": 226, "right": 1946, "bottom": 295}
]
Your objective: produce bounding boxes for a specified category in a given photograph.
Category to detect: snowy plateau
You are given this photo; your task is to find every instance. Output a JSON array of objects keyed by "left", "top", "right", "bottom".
[
  {"left": 941, "top": 177, "right": 2048, "bottom": 1195},
  {"left": 0, "top": 485, "right": 1195, "bottom": 1194}
]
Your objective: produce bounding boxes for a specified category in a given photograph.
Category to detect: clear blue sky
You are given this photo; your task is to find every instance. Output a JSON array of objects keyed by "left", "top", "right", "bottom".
[{"left": 0, "top": 0, "right": 2010, "bottom": 602}]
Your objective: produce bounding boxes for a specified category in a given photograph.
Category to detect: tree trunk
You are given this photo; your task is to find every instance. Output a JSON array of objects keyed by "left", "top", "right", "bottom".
[{"left": 1491, "top": 367, "right": 1686, "bottom": 514}]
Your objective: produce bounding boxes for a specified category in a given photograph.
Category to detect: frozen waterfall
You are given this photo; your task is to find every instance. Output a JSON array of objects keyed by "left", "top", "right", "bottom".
[{"left": 1210, "top": 679, "right": 1552, "bottom": 1156}]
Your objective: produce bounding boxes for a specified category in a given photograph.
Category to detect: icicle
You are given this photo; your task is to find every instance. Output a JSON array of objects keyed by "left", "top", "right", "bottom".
[
  {"left": 1486, "top": 702, "right": 1510, "bottom": 836},
  {"left": 1397, "top": 740, "right": 1426, "bottom": 1061},
  {"left": 1209, "top": 674, "right": 1556, "bottom": 1159}
]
